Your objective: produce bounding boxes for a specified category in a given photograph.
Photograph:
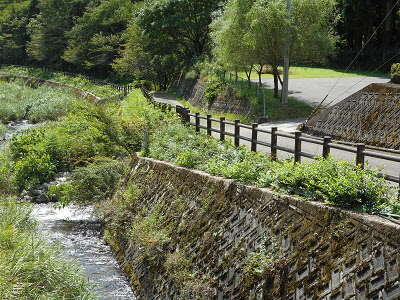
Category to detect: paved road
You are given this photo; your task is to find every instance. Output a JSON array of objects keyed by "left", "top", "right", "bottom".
[
  {"left": 260, "top": 76, "right": 390, "bottom": 107},
  {"left": 151, "top": 91, "right": 400, "bottom": 187}
]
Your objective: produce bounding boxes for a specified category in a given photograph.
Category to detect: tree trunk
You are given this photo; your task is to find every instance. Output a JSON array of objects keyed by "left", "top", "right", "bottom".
[
  {"left": 246, "top": 65, "right": 253, "bottom": 86},
  {"left": 272, "top": 65, "right": 279, "bottom": 98},
  {"left": 383, "top": 0, "right": 395, "bottom": 60}
]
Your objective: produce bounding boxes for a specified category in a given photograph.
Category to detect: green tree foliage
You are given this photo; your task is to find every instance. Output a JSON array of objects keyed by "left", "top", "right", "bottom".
[
  {"left": 0, "top": 0, "right": 33, "bottom": 64},
  {"left": 112, "top": 18, "right": 153, "bottom": 81},
  {"left": 212, "top": 0, "right": 338, "bottom": 98},
  {"left": 210, "top": 0, "right": 254, "bottom": 79},
  {"left": 26, "top": 0, "right": 89, "bottom": 66},
  {"left": 137, "top": 0, "right": 221, "bottom": 90},
  {"left": 335, "top": 0, "right": 399, "bottom": 69},
  {"left": 63, "top": 0, "right": 135, "bottom": 75}
]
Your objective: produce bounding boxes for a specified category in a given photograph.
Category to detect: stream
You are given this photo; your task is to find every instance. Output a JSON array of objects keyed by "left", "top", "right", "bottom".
[
  {"left": 2, "top": 121, "right": 136, "bottom": 299},
  {"left": 32, "top": 204, "right": 136, "bottom": 300}
]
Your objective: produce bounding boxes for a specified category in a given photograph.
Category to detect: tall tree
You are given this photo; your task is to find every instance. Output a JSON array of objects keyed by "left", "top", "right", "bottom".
[
  {"left": 212, "top": 0, "right": 338, "bottom": 98},
  {"left": 211, "top": 0, "right": 254, "bottom": 80},
  {"left": 26, "top": 0, "right": 89, "bottom": 66},
  {"left": 112, "top": 18, "right": 154, "bottom": 81},
  {"left": 63, "top": 0, "right": 135, "bottom": 75},
  {"left": 0, "top": 0, "right": 36, "bottom": 64},
  {"left": 137, "top": 0, "right": 221, "bottom": 89}
]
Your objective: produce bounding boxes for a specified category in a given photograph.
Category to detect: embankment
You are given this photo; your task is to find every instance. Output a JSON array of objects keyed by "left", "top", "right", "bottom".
[{"left": 102, "top": 155, "right": 400, "bottom": 299}]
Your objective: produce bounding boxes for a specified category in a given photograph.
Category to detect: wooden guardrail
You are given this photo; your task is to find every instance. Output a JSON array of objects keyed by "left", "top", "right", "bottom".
[{"left": 137, "top": 84, "right": 400, "bottom": 190}]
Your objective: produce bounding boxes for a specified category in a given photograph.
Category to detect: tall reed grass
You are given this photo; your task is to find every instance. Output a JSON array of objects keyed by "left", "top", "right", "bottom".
[
  {"left": 0, "top": 80, "right": 84, "bottom": 123},
  {"left": 0, "top": 65, "right": 116, "bottom": 98},
  {"left": 0, "top": 198, "right": 97, "bottom": 299}
]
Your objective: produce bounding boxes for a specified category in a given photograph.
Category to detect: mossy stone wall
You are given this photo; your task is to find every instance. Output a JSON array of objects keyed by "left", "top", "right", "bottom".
[{"left": 106, "top": 156, "right": 400, "bottom": 299}]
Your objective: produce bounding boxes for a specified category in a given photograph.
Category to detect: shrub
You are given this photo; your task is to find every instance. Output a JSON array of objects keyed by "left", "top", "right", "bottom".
[
  {"left": 391, "top": 63, "right": 400, "bottom": 77},
  {"left": 50, "top": 159, "right": 126, "bottom": 206},
  {"left": 391, "top": 63, "right": 400, "bottom": 83},
  {"left": 8, "top": 104, "right": 139, "bottom": 191},
  {"left": 258, "top": 158, "right": 389, "bottom": 210},
  {"left": 14, "top": 152, "right": 56, "bottom": 191},
  {"left": 204, "top": 75, "right": 225, "bottom": 106}
]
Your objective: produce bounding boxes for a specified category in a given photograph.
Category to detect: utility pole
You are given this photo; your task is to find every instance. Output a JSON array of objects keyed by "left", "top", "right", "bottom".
[{"left": 282, "top": 0, "right": 291, "bottom": 105}]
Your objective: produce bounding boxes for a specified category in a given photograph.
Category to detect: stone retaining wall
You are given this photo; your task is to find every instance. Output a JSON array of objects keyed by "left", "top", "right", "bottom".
[
  {"left": 304, "top": 83, "right": 400, "bottom": 149},
  {"left": 107, "top": 156, "right": 400, "bottom": 299}
]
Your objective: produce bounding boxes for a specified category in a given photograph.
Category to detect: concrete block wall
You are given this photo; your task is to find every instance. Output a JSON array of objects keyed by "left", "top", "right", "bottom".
[
  {"left": 304, "top": 83, "right": 400, "bottom": 149},
  {"left": 110, "top": 156, "right": 400, "bottom": 299}
]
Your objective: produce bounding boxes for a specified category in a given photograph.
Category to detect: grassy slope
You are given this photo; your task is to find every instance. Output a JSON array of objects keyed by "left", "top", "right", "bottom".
[{"left": 238, "top": 66, "right": 389, "bottom": 80}]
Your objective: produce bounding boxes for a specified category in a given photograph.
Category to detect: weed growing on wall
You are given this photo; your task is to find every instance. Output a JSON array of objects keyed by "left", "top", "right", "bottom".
[
  {"left": 147, "top": 123, "right": 392, "bottom": 212},
  {"left": 241, "top": 236, "right": 288, "bottom": 297}
]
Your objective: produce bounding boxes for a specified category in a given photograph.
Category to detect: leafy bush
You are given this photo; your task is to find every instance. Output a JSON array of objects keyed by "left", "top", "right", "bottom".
[
  {"left": 391, "top": 63, "right": 400, "bottom": 77},
  {"left": 8, "top": 104, "right": 139, "bottom": 190},
  {"left": 204, "top": 75, "right": 225, "bottom": 106},
  {"left": 147, "top": 122, "right": 392, "bottom": 211},
  {"left": 0, "top": 198, "right": 96, "bottom": 299},
  {"left": 50, "top": 159, "right": 126, "bottom": 206},
  {"left": 258, "top": 158, "right": 389, "bottom": 210},
  {"left": 14, "top": 152, "right": 57, "bottom": 191}
]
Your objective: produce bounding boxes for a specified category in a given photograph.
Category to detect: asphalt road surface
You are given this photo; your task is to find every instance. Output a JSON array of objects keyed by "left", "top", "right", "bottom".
[
  {"left": 155, "top": 91, "right": 400, "bottom": 189},
  {"left": 260, "top": 76, "right": 390, "bottom": 107}
]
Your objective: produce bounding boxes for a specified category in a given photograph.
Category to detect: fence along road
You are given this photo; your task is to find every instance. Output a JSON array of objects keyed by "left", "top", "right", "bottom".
[{"left": 149, "top": 88, "right": 400, "bottom": 193}]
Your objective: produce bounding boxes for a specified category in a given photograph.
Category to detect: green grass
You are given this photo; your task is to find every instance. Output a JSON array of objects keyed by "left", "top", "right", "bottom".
[
  {"left": 0, "top": 65, "right": 118, "bottom": 98},
  {"left": 260, "top": 88, "right": 313, "bottom": 120},
  {"left": 0, "top": 123, "right": 6, "bottom": 138},
  {"left": 238, "top": 65, "right": 390, "bottom": 80},
  {"left": 0, "top": 80, "right": 84, "bottom": 123},
  {"left": 0, "top": 198, "right": 96, "bottom": 299}
]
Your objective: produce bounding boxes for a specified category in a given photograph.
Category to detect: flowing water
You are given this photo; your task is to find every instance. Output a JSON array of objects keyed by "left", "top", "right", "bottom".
[
  {"left": 32, "top": 204, "right": 136, "bottom": 300},
  {"left": 3, "top": 122, "right": 136, "bottom": 299}
]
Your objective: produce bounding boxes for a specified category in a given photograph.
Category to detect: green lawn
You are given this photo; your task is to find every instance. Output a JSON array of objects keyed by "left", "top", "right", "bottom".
[{"left": 238, "top": 66, "right": 389, "bottom": 80}]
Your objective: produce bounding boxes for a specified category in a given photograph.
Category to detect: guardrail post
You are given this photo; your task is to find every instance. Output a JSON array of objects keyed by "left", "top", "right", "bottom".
[
  {"left": 220, "top": 117, "right": 225, "bottom": 141},
  {"left": 207, "top": 115, "right": 212, "bottom": 136},
  {"left": 323, "top": 136, "right": 331, "bottom": 158},
  {"left": 356, "top": 143, "right": 365, "bottom": 169},
  {"left": 195, "top": 112, "right": 200, "bottom": 133},
  {"left": 251, "top": 123, "right": 258, "bottom": 152},
  {"left": 185, "top": 108, "right": 190, "bottom": 125},
  {"left": 234, "top": 120, "right": 240, "bottom": 147},
  {"left": 176, "top": 105, "right": 185, "bottom": 124},
  {"left": 271, "top": 127, "right": 278, "bottom": 160},
  {"left": 294, "top": 131, "right": 302, "bottom": 163}
]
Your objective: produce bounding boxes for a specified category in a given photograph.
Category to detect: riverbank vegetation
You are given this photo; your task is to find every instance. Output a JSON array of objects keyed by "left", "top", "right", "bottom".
[
  {"left": 0, "top": 79, "right": 81, "bottom": 123},
  {"left": 0, "top": 198, "right": 96, "bottom": 299},
  {"left": 0, "top": 66, "right": 117, "bottom": 98},
  {"left": 0, "top": 81, "right": 144, "bottom": 297}
]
